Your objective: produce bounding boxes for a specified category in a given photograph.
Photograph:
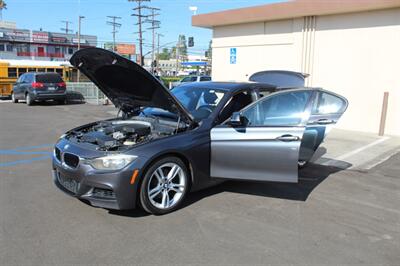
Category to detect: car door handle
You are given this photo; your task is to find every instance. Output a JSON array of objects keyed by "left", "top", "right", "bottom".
[
  {"left": 276, "top": 135, "right": 300, "bottom": 141},
  {"left": 316, "top": 119, "right": 335, "bottom": 125}
]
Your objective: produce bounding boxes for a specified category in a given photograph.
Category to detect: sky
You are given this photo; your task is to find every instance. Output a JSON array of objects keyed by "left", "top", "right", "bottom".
[{"left": 3, "top": 0, "right": 281, "bottom": 56}]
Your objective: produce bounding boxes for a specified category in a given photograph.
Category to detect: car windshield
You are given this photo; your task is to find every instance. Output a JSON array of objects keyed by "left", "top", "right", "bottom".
[{"left": 143, "top": 85, "right": 226, "bottom": 121}]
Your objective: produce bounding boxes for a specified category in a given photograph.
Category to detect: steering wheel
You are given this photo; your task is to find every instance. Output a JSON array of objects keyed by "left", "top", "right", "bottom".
[{"left": 197, "top": 105, "right": 214, "bottom": 113}]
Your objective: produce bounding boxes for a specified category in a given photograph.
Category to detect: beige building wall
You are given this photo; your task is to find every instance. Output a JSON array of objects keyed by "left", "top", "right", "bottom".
[{"left": 211, "top": 8, "right": 400, "bottom": 136}]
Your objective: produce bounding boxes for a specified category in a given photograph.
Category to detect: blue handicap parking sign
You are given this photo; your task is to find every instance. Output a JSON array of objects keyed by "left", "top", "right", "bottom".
[
  {"left": 230, "top": 48, "right": 237, "bottom": 64},
  {"left": 230, "top": 55, "right": 236, "bottom": 64}
]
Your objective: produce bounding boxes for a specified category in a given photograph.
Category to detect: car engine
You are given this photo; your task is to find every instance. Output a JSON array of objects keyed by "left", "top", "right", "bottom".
[{"left": 67, "top": 116, "right": 180, "bottom": 151}]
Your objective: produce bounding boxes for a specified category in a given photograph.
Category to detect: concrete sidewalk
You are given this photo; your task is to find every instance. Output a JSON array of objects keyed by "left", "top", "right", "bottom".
[{"left": 311, "top": 128, "right": 400, "bottom": 170}]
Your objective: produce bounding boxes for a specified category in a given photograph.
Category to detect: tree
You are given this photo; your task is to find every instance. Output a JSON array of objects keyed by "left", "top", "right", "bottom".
[
  {"left": 178, "top": 35, "right": 187, "bottom": 60},
  {"left": 0, "top": 0, "right": 7, "bottom": 20},
  {"left": 207, "top": 40, "right": 212, "bottom": 59},
  {"left": 158, "top": 48, "right": 171, "bottom": 60}
]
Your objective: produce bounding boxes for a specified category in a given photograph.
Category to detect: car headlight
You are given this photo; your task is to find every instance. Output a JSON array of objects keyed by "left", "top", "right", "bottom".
[{"left": 85, "top": 154, "right": 137, "bottom": 170}]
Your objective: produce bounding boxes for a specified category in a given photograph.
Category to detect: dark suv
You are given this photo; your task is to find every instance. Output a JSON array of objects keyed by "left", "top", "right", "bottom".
[{"left": 11, "top": 72, "right": 67, "bottom": 105}]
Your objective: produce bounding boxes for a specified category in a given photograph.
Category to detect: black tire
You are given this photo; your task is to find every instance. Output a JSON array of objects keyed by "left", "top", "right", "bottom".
[
  {"left": 139, "top": 156, "right": 190, "bottom": 215},
  {"left": 11, "top": 92, "right": 18, "bottom": 103},
  {"left": 57, "top": 99, "right": 67, "bottom": 105},
  {"left": 26, "top": 93, "right": 33, "bottom": 106}
]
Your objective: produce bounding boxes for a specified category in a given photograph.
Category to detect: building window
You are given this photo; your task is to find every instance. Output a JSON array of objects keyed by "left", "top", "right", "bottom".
[
  {"left": 0, "top": 44, "right": 4, "bottom": 51},
  {"left": 8, "top": 68, "right": 17, "bottom": 78},
  {"left": 6, "top": 44, "right": 13, "bottom": 52},
  {"left": 68, "top": 47, "right": 74, "bottom": 54}
]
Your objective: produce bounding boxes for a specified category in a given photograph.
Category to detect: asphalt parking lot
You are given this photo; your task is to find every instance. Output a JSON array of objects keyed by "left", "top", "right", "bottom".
[{"left": 1, "top": 101, "right": 399, "bottom": 265}]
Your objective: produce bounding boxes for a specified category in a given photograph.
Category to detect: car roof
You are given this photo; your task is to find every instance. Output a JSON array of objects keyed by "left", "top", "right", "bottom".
[{"left": 176, "top": 81, "right": 277, "bottom": 92}]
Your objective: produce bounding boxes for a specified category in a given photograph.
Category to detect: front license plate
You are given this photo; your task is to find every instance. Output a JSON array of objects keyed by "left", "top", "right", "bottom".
[{"left": 57, "top": 172, "right": 78, "bottom": 194}]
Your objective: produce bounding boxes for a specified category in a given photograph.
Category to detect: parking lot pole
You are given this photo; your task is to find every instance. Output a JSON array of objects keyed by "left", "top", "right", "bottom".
[{"left": 379, "top": 92, "right": 389, "bottom": 136}]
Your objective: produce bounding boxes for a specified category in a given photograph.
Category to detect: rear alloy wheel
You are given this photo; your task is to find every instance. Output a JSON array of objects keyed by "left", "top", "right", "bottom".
[
  {"left": 11, "top": 93, "right": 18, "bottom": 103},
  {"left": 139, "top": 157, "right": 189, "bottom": 215},
  {"left": 25, "top": 94, "right": 33, "bottom": 106}
]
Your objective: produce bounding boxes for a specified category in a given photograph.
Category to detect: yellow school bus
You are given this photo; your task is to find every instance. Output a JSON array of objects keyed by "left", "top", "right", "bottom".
[{"left": 0, "top": 60, "right": 73, "bottom": 97}]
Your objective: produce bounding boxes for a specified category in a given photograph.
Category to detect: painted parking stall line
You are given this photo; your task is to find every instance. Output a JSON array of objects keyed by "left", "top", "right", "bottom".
[{"left": 0, "top": 143, "right": 53, "bottom": 168}]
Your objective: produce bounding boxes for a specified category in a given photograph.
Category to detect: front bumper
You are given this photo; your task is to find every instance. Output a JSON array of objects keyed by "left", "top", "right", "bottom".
[{"left": 52, "top": 142, "right": 147, "bottom": 210}]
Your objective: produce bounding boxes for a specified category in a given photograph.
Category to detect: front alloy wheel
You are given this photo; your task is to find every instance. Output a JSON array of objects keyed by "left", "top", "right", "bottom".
[{"left": 139, "top": 157, "right": 189, "bottom": 215}]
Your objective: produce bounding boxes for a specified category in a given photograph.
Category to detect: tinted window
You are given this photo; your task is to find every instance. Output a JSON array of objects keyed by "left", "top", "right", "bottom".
[
  {"left": 8, "top": 68, "right": 17, "bottom": 78},
  {"left": 200, "top": 76, "right": 211, "bottom": 81},
  {"left": 36, "top": 73, "right": 63, "bottom": 83},
  {"left": 181, "top": 76, "right": 197, "bottom": 82},
  {"left": 312, "top": 92, "right": 346, "bottom": 114},
  {"left": 24, "top": 74, "right": 33, "bottom": 83},
  {"left": 18, "top": 68, "right": 27, "bottom": 77},
  {"left": 16, "top": 75, "right": 24, "bottom": 83},
  {"left": 241, "top": 91, "right": 312, "bottom": 126}
]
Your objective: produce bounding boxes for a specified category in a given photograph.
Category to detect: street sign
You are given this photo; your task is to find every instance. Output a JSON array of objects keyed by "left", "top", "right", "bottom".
[{"left": 230, "top": 48, "right": 237, "bottom": 64}]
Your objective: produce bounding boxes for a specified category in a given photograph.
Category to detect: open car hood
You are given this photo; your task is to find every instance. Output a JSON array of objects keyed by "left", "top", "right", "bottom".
[
  {"left": 70, "top": 48, "right": 194, "bottom": 124},
  {"left": 249, "top": 70, "right": 309, "bottom": 88}
]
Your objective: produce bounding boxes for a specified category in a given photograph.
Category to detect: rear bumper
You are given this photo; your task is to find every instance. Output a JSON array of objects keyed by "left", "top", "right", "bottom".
[{"left": 31, "top": 91, "right": 66, "bottom": 101}]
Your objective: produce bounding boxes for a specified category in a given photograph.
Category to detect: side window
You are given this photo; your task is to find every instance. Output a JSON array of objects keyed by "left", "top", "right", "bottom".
[
  {"left": 241, "top": 91, "right": 312, "bottom": 127},
  {"left": 18, "top": 68, "right": 27, "bottom": 77},
  {"left": 312, "top": 92, "right": 346, "bottom": 115},
  {"left": 9, "top": 68, "right": 17, "bottom": 78},
  {"left": 25, "top": 74, "right": 33, "bottom": 83},
  {"left": 220, "top": 91, "right": 253, "bottom": 123},
  {"left": 191, "top": 76, "right": 197, "bottom": 82},
  {"left": 17, "top": 75, "right": 25, "bottom": 83},
  {"left": 258, "top": 88, "right": 275, "bottom": 98},
  {"left": 200, "top": 76, "right": 211, "bottom": 81}
]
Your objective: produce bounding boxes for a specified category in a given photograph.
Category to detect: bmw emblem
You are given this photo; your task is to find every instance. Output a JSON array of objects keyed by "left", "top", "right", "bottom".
[{"left": 64, "top": 144, "right": 70, "bottom": 150}]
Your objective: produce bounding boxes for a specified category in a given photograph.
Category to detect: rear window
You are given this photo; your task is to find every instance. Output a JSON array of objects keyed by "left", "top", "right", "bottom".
[{"left": 35, "top": 73, "right": 63, "bottom": 83}]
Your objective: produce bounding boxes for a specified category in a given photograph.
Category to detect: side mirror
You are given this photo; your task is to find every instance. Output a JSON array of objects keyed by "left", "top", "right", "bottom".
[{"left": 227, "top": 112, "right": 248, "bottom": 127}]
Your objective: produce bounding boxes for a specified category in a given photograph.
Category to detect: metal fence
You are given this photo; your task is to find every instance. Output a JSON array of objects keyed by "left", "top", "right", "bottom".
[{"left": 66, "top": 82, "right": 105, "bottom": 104}]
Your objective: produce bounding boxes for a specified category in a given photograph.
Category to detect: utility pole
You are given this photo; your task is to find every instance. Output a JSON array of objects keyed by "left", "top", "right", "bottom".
[
  {"left": 77, "top": 15, "right": 85, "bottom": 82},
  {"left": 175, "top": 37, "right": 180, "bottom": 76},
  {"left": 144, "top": 7, "right": 160, "bottom": 74},
  {"left": 157, "top": 33, "right": 163, "bottom": 70},
  {"left": 106, "top": 16, "right": 122, "bottom": 51},
  {"left": 129, "top": 0, "right": 150, "bottom": 66},
  {"left": 61, "top": 20, "right": 73, "bottom": 34}
]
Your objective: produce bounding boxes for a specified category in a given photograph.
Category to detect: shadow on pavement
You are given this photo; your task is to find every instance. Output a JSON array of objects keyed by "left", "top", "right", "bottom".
[{"left": 109, "top": 160, "right": 352, "bottom": 217}]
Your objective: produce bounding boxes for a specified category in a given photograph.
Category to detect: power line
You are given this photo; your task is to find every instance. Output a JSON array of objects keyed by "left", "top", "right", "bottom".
[
  {"left": 106, "top": 15, "right": 122, "bottom": 51},
  {"left": 60, "top": 20, "right": 73, "bottom": 34}
]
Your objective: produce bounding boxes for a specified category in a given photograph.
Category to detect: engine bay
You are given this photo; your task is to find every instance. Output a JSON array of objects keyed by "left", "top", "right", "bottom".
[{"left": 67, "top": 116, "right": 184, "bottom": 151}]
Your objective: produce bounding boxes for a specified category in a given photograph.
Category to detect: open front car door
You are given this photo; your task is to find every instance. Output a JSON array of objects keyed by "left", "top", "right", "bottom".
[{"left": 210, "top": 89, "right": 315, "bottom": 183}]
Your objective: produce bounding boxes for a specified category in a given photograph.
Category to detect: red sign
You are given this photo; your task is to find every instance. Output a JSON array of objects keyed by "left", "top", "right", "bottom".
[
  {"left": 32, "top": 32, "right": 49, "bottom": 43},
  {"left": 116, "top": 44, "right": 136, "bottom": 55}
]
